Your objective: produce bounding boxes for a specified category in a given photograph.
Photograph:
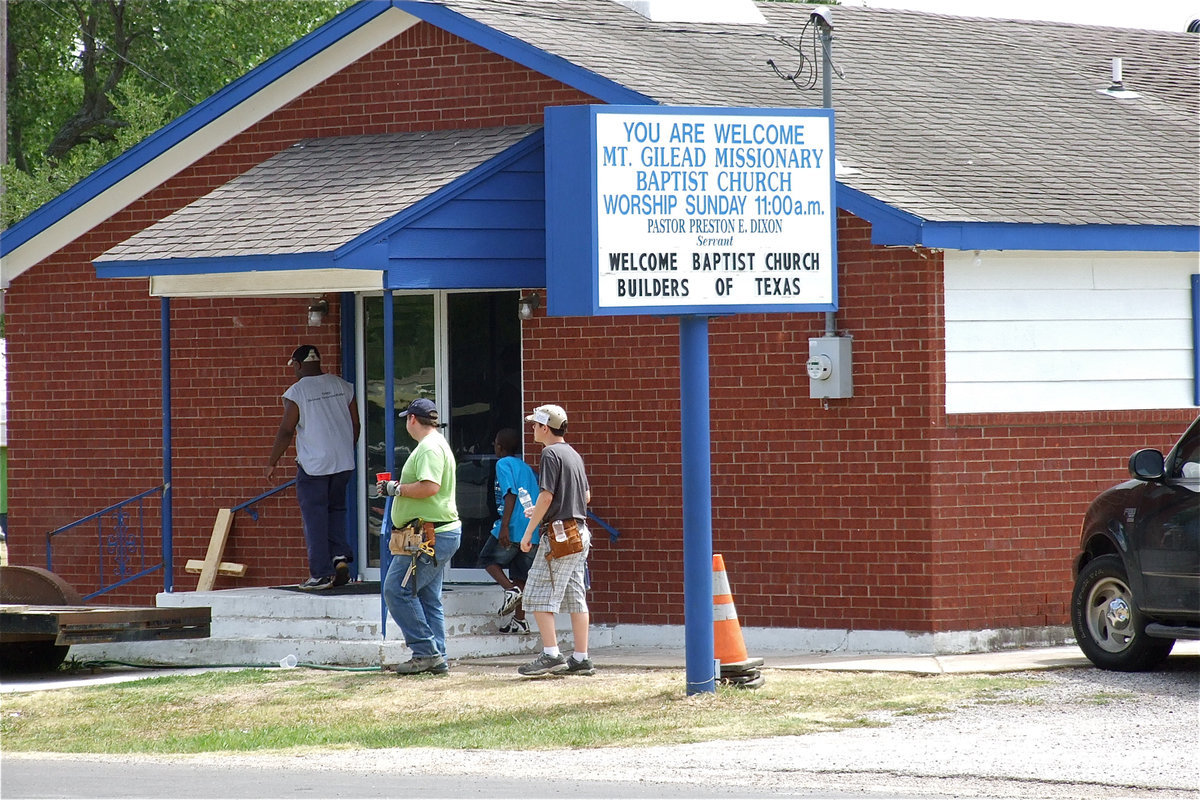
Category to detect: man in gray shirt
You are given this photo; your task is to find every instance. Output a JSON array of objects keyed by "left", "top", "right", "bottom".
[{"left": 517, "top": 404, "right": 595, "bottom": 677}]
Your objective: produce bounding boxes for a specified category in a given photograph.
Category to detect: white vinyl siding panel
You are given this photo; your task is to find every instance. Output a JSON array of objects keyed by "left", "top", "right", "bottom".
[{"left": 944, "top": 251, "right": 1198, "bottom": 414}]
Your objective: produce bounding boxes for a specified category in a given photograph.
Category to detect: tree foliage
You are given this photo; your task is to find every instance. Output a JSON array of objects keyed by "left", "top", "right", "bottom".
[{"left": 2, "top": 0, "right": 352, "bottom": 227}]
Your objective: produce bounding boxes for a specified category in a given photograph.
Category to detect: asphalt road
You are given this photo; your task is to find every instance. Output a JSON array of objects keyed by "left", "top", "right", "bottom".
[{"left": 3, "top": 654, "right": 1198, "bottom": 799}]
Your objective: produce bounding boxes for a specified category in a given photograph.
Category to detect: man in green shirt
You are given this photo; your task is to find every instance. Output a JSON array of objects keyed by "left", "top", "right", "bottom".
[{"left": 378, "top": 398, "right": 461, "bottom": 675}]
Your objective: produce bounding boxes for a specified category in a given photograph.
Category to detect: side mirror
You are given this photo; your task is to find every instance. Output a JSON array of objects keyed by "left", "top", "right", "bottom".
[{"left": 1129, "top": 448, "right": 1165, "bottom": 480}]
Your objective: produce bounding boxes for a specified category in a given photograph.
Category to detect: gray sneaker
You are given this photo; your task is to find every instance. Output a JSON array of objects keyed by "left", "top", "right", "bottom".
[
  {"left": 565, "top": 656, "right": 595, "bottom": 676},
  {"left": 518, "top": 652, "right": 569, "bottom": 676},
  {"left": 394, "top": 655, "right": 449, "bottom": 676}
]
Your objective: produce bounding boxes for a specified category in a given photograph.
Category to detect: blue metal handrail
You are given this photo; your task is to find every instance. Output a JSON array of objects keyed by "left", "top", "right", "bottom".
[
  {"left": 46, "top": 485, "right": 165, "bottom": 601},
  {"left": 232, "top": 479, "right": 296, "bottom": 520},
  {"left": 587, "top": 511, "right": 621, "bottom": 543}
]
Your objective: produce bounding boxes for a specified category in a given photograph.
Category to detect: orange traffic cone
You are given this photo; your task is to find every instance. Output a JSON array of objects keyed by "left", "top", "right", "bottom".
[{"left": 712, "top": 554, "right": 756, "bottom": 668}]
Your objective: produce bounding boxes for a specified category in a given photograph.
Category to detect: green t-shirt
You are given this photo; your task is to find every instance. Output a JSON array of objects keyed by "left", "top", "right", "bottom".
[{"left": 390, "top": 430, "right": 458, "bottom": 529}]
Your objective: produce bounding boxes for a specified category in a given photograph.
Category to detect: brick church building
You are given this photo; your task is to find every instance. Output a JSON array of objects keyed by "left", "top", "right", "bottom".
[{"left": 2, "top": 0, "right": 1196, "bottom": 652}]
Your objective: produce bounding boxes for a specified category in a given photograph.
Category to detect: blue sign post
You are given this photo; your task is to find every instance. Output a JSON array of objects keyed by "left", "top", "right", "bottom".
[
  {"left": 680, "top": 315, "right": 716, "bottom": 693},
  {"left": 545, "top": 105, "right": 837, "bottom": 693}
]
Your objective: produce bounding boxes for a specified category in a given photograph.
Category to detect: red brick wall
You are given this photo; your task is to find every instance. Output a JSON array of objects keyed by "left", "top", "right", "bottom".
[
  {"left": 528, "top": 215, "right": 943, "bottom": 630},
  {"left": 928, "top": 412, "right": 1196, "bottom": 631},
  {"left": 5, "top": 24, "right": 594, "bottom": 602},
  {"left": 6, "top": 21, "right": 1196, "bottom": 634}
]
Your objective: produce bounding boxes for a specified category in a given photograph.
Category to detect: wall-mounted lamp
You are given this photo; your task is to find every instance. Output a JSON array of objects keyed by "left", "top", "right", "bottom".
[
  {"left": 518, "top": 292, "right": 540, "bottom": 321},
  {"left": 307, "top": 297, "right": 329, "bottom": 326}
]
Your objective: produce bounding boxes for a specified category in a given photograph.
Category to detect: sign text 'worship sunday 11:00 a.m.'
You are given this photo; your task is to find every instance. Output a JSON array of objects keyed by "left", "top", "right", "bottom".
[{"left": 593, "top": 109, "right": 836, "bottom": 311}]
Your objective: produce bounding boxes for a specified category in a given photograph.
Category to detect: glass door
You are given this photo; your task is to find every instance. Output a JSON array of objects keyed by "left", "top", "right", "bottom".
[
  {"left": 357, "top": 290, "right": 522, "bottom": 582},
  {"left": 445, "top": 291, "right": 522, "bottom": 580}
]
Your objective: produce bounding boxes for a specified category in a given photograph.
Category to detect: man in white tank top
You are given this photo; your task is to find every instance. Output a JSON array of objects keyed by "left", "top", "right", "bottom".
[{"left": 267, "top": 345, "right": 360, "bottom": 591}]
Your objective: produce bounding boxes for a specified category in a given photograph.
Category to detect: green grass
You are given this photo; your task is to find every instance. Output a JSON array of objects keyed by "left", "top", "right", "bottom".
[{"left": 0, "top": 667, "right": 1041, "bottom": 754}]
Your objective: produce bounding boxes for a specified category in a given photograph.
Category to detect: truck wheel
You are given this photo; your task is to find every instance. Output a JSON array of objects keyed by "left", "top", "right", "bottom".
[{"left": 1071, "top": 554, "right": 1173, "bottom": 671}]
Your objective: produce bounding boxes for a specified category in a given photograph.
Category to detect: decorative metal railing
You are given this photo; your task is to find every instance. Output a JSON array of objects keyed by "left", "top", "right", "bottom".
[{"left": 46, "top": 485, "right": 164, "bottom": 602}]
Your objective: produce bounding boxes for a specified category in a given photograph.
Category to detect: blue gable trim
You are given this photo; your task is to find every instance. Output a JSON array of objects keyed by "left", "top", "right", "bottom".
[
  {"left": 836, "top": 184, "right": 1200, "bottom": 253},
  {"left": 1, "top": 1, "right": 394, "bottom": 260},
  {"left": 393, "top": 1, "right": 655, "bottom": 107},
  {"left": 1193, "top": 273, "right": 1200, "bottom": 407},
  {"left": 918, "top": 222, "right": 1200, "bottom": 253},
  {"left": 338, "top": 130, "right": 548, "bottom": 289}
]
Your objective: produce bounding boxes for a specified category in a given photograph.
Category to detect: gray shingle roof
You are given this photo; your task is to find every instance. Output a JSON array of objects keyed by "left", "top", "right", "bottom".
[
  {"left": 96, "top": 1, "right": 1199, "bottom": 268},
  {"left": 98, "top": 126, "right": 540, "bottom": 262},
  {"left": 432, "top": 0, "right": 1199, "bottom": 226}
]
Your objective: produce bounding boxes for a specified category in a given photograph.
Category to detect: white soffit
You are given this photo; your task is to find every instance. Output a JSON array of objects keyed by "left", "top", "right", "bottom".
[
  {"left": 610, "top": 0, "right": 766, "bottom": 24},
  {"left": 1, "top": 7, "right": 419, "bottom": 283},
  {"left": 149, "top": 269, "right": 383, "bottom": 298}
]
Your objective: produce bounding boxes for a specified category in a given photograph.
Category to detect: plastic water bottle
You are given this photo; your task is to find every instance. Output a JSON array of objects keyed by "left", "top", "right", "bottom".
[{"left": 517, "top": 487, "right": 534, "bottom": 513}]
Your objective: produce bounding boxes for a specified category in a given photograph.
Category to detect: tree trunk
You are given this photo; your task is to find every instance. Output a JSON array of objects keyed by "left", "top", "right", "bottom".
[{"left": 45, "top": 0, "right": 133, "bottom": 161}]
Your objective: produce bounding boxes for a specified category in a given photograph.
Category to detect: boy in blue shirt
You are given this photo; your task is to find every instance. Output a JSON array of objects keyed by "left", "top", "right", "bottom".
[{"left": 480, "top": 428, "right": 540, "bottom": 633}]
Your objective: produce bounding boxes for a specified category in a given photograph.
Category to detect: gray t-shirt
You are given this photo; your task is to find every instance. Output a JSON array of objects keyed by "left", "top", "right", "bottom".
[
  {"left": 282, "top": 373, "right": 355, "bottom": 475},
  {"left": 539, "top": 441, "right": 589, "bottom": 523}
]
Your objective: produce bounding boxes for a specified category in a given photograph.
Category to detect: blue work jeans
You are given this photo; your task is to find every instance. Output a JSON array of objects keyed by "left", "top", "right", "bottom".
[
  {"left": 295, "top": 465, "right": 354, "bottom": 579},
  {"left": 383, "top": 527, "right": 461, "bottom": 658}
]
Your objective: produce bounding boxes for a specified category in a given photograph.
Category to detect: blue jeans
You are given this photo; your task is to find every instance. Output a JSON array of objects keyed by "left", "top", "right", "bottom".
[
  {"left": 383, "top": 527, "right": 461, "bottom": 658},
  {"left": 295, "top": 465, "right": 354, "bottom": 579}
]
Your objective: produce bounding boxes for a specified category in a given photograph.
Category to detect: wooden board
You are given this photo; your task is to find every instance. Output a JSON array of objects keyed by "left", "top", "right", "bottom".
[
  {"left": 196, "top": 509, "right": 235, "bottom": 592},
  {"left": 184, "top": 559, "right": 246, "bottom": 577},
  {"left": 1, "top": 605, "right": 211, "bottom": 645}
]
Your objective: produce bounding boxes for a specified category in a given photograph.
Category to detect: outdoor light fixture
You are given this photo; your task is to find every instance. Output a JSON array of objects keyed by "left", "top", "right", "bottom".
[
  {"left": 307, "top": 297, "right": 329, "bottom": 326},
  {"left": 518, "top": 292, "right": 540, "bottom": 321}
]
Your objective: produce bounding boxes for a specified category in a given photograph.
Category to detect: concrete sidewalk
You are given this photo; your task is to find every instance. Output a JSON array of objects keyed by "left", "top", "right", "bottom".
[
  {"left": 465, "top": 639, "right": 1200, "bottom": 673},
  {"left": 4, "top": 641, "right": 1197, "bottom": 694}
]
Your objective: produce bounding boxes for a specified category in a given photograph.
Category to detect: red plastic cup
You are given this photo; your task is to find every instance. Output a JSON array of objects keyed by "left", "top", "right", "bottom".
[{"left": 376, "top": 472, "right": 391, "bottom": 483}]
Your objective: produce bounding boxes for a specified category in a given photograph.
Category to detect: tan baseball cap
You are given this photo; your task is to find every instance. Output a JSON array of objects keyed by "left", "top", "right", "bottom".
[{"left": 525, "top": 404, "right": 567, "bottom": 428}]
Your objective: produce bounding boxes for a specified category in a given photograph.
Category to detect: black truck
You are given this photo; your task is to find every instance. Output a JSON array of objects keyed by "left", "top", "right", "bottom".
[{"left": 1071, "top": 414, "right": 1200, "bottom": 671}]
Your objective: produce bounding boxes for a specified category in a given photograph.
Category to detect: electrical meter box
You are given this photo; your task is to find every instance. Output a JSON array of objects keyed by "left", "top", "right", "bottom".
[{"left": 808, "top": 336, "right": 853, "bottom": 399}]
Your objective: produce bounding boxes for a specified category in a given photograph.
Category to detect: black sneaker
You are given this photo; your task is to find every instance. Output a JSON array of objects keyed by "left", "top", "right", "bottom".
[
  {"left": 332, "top": 556, "right": 351, "bottom": 587},
  {"left": 297, "top": 576, "right": 334, "bottom": 591},
  {"left": 498, "top": 617, "right": 530, "bottom": 634},
  {"left": 518, "top": 652, "right": 568, "bottom": 676},
  {"left": 498, "top": 586, "right": 522, "bottom": 616},
  {"left": 565, "top": 656, "right": 595, "bottom": 676}
]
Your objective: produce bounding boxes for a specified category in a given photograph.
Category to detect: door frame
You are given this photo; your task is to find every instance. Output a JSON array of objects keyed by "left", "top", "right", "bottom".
[{"left": 354, "top": 290, "right": 509, "bottom": 584}]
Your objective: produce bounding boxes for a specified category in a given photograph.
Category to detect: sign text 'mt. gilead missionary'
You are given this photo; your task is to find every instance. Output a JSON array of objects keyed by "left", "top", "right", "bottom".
[{"left": 545, "top": 105, "right": 837, "bottom": 317}]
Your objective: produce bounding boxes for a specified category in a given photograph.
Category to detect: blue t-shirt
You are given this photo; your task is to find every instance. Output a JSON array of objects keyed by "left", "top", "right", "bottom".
[{"left": 490, "top": 455, "right": 540, "bottom": 544}]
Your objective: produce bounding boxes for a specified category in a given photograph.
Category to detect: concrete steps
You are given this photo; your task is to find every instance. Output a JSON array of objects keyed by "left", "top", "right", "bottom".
[{"left": 67, "top": 583, "right": 615, "bottom": 668}]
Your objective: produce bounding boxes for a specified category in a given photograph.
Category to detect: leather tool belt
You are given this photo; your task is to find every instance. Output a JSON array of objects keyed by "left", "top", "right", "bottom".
[
  {"left": 390, "top": 519, "right": 436, "bottom": 557},
  {"left": 542, "top": 518, "right": 583, "bottom": 560}
]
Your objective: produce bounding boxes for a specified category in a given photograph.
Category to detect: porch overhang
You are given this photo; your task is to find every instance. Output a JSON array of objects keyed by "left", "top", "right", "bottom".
[{"left": 93, "top": 126, "right": 547, "bottom": 297}]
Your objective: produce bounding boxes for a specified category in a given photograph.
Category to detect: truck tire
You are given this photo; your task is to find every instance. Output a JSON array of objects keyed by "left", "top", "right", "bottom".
[{"left": 1071, "top": 555, "right": 1174, "bottom": 671}]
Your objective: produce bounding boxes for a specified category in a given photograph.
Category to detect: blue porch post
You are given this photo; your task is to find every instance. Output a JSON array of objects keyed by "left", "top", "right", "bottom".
[
  {"left": 380, "top": 290, "right": 396, "bottom": 634},
  {"left": 161, "top": 296, "right": 174, "bottom": 593},
  {"left": 680, "top": 315, "right": 715, "bottom": 694}
]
